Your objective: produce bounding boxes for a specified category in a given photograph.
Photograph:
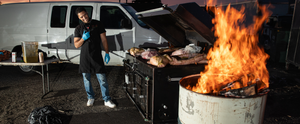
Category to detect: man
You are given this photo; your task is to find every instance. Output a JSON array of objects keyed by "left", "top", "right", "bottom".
[{"left": 74, "top": 7, "right": 116, "bottom": 108}]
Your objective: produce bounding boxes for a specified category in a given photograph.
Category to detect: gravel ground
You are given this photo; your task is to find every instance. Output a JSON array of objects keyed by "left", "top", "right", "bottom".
[{"left": 0, "top": 62, "right": 299, "bottom": 124}]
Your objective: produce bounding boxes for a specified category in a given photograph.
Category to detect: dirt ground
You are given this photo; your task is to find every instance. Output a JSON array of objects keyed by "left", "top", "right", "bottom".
[
  {"left": 263, "top": 63, "right": 300, "bottom": 124},
  {"left": 0, "top": 63, "right": 141, "bottom": 124},
  {"left": 0, "top": 62, "right": 300, "bottom": 124}
]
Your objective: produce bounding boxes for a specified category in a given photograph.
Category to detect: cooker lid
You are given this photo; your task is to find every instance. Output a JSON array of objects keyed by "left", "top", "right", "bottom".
[{"left": 137, "top": 2, "right": 215, "bottom": 47}]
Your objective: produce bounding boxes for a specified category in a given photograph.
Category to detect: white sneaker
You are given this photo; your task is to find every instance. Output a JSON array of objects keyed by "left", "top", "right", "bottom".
[
  {"left": 87, "top": 99, "right": 94, "bottom": 106},
  {"left": 104, "top": 100, "right": 116, "bottom": 108}
]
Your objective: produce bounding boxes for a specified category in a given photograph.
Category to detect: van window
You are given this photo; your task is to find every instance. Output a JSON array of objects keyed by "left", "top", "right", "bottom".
[
  {"left": 70, "top": 6, "right": 93, "bottom": 28},
  {"left": 51, "top": 6, "right": 67, "bottom": 28},
  {"left": 122, "top": 5, "right": 148, "bottom": 28},
  {"left": 100, "top": 6, "right": 130, "bottom": 29}
]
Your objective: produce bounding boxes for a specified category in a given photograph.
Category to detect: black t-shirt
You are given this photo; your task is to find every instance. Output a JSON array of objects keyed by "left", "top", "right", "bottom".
[{"left": 74, "top": 19, "right": 107, "bottom": 73}]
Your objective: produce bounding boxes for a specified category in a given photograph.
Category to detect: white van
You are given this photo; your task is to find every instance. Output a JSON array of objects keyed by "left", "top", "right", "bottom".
[{"left": 0, "top": 1, "right": 167, "bottom": 73}]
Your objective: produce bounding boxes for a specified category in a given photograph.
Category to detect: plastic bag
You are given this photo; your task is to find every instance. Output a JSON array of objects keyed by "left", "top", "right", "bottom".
[
  {"left": 184, "top": 44, "right": 202, "bottom": 54},
  {"left": 28, "top": 105, "right": 62, "bottom": 124},
  {"left": 171, "top": 44, "right": 202, "bottom": 58}
]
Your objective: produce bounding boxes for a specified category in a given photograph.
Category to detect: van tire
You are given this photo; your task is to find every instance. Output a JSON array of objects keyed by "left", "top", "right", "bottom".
[
  {"left": 13, "top": 47, "right": 45, "bottom": 75},
  {"left": 18, "top": 65, "right": 38, "bottom": 75},
  {"left": 16, "top": 49, "right": 39, "bottom": 75}
]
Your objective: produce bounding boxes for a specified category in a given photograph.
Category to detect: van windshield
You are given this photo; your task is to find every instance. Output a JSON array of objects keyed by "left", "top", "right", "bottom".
[{"left": 122, "top": 5, "right": 149, "bottom": 29}]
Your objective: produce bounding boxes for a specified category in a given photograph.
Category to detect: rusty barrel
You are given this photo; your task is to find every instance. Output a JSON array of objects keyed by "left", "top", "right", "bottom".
[{"left": 178, "top": 74, "right": 267, "bottom": 124}]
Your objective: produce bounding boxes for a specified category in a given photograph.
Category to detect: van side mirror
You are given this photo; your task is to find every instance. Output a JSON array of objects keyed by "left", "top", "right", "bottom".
[{"left": 120, "top": 18, "right": 132, "bottom": 29}]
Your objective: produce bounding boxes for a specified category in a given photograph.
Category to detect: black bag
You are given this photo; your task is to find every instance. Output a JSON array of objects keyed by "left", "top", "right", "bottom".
[{"left": 28, "top": 105, "right": 62, "bottom": 124}]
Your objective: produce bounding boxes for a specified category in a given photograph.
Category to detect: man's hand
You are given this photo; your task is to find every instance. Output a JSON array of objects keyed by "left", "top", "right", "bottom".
[
  {"left": 105, "top": 53, "right": 110, "bottom": 64},
  {"left": 82, "top": 31, "right": 90, "bottom": 41}
]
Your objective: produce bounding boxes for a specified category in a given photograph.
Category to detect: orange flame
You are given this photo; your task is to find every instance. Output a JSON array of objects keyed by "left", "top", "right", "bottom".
[
  {"left": 206, "top": 0, "right": 216, "bottom": 11},
  {"left": 190, "top": 2, "right": 272, "bottom": 94}
]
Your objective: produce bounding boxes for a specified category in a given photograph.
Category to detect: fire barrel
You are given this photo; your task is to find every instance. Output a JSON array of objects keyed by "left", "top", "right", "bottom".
[{"left": 178, "top": 74, "right": 267, "bottom": 124}]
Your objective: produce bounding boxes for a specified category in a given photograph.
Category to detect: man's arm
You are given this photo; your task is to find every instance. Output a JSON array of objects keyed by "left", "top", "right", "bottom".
[
  {"left": 74, "top": 37, "right": 85, "bottom": 48},
  {"left": 100, "top": 32, "right": 109, "bottom": 53}
]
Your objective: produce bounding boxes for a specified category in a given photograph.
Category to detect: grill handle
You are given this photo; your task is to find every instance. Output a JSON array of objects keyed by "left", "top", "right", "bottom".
[
  {"left": 123, "top": 59, "right": 138, "bottom": 72},
  {"left": 168, "top": 76, "right": 182, "bottom": 82}
]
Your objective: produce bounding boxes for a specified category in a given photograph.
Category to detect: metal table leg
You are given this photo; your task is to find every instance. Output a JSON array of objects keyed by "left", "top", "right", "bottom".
[
  {"left": 30, "top": 65, "right": 47, "bottom": 98},
  {"left": 42, "top": 65, "right": 45, "bottom": 94},
  {"left": 40, "top": 64, "right": 52, "bottom": 99},
  {"left": 47, "top": 64, "right": 50, "bottom": 92}
]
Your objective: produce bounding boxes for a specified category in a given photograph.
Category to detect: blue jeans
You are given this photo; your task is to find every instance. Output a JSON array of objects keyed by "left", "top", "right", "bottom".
[{"left": 82, "top": 73, "right": 111, "bottom": 102}]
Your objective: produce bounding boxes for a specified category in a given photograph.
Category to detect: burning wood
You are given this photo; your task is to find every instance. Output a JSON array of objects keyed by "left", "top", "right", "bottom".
[
  {"left": 187, "top": 1, "right": 272, "bottom": 95},
  {"left": 185, "top": 73, "right": 270, "bottom": 97},
  {"left": 218, "top": 74, "right": 259, "bottom": 97},
  {"left": 220, "top": 84, "right": 257, "bottom": 98}
]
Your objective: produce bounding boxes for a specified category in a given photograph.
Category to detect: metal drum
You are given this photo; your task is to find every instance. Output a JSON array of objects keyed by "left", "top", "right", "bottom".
[{"left": 178, "top": 74, "right": 267, "bottom": 124}]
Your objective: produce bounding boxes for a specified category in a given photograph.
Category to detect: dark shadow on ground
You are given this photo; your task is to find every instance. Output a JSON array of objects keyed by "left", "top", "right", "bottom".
[
  {"left": 68, "top": 109, "right": 147, "bottom": 124},
  {"left": 93, "top": 98, "right": 133, "bottom": 108},
  {"left": 93, "top": 99, "right": 120, "bottom": 107},
  {"left": 45, "top": 89, "right": 79, "bottom": 98},
  {"left": 67, "top": 98, "right": 148, "bottom": 124},
  {"left": 60, "top": 113, "right": 73, "bottom": 124},
  {"left": 0, "top": 86, "right": 10, "bottom": 91}
]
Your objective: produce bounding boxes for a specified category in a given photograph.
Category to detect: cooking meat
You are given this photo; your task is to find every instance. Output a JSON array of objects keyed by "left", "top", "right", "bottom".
[
  {"left": 171, "top": 48, "right": 185, "bottom": 56},
  {"left": 129, "top": 47, "right": 145, "bottom": 56},
  {"left": 196, "top": 59, "right": 208, "bottom": 64},
  {"left": 147, "top": 54, "right": 172, "bottom": 68},
  {"left": 141, "top": 48, "right": 158, "bottom": 60},
  {"left": 169, "top": 53, "right": 207, "bottom": 65},
  {"left": 171, "top": 44, "right": 202, "bottom": 56},
  {"left": 158, "top": 47, "right": 181, "bottom": 53},
  {"left": 177, "top": 53, "right": 199, "bottom": 59},
  {"left": 147, "top": 53, "right": 207, "bottom": 67}
]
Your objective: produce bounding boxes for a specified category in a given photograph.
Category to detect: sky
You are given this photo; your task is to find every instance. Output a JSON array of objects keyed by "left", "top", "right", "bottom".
[{"left": 0, "top": 0, "right": 251, "bottom": 6}]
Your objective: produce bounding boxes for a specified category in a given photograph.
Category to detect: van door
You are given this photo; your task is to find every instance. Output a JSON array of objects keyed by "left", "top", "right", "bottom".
[
  {"left": 99, "top": 5, "right": 134, "bottom": 51},
  {"left": 47, "top": 3, "right": 69, "bottom": 60},
  {"left": 99, "top": 4, "right": 134, "bottom": 65},
  {"left": 66, "top": 4, "right": 96, "bottom": 64}
]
